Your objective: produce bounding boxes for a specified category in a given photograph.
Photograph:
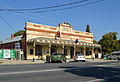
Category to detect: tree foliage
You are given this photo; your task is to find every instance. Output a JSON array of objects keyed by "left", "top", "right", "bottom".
[
  {"left": 86, "top": 24, "right": 91, "bottom": 33},
  {"left": 14, "top": 30, "right": 25, "bottom": 37},
  {"left": 98, "top": 32, "right": 120, "bottom": 55},
  {"left": 93, "top": 40, "right": 98, "bottom": 44}
]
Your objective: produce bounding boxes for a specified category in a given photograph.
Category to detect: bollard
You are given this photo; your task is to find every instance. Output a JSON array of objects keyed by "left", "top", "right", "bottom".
[{"left": 33, "top": 58, "right": 35, "bottom": 62}]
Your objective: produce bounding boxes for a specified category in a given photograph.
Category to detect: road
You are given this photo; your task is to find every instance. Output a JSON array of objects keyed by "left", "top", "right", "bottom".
[{"left": 0, "top": 61, "right": 120, "bottom": 82}]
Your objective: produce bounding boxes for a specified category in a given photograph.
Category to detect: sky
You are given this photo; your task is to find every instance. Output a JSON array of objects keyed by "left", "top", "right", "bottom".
[{"left": 0, "top": 0, "right": 120, "bottom": 41}]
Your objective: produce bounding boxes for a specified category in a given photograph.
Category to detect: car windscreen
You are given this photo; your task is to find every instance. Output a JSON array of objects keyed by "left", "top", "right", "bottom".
[
  {"left": 52, "top": 53, "right": 60, "bottom": 55},
  {"left": 77, "top": 54, "right": 83, "bottom": 56}
]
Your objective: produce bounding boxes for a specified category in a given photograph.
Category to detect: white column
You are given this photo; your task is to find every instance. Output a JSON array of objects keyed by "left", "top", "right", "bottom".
[
  {"left": 74, "top": 45, "right": 76, "bottom": 57},
  {"left": 49, "top": 44, "right": 51, "bottom": 56},
  {"left": 62, "top": 44, "right": 64, "bottom": 54},
  {"left": 83, "top": 46, "right": 86, "bottom": 56},
  {"left": 48, "top": 44, "right": 52, "bottom": 62},
  {"left": 92, "top": 47, "right": 94, "bottom": 59},
  {"left": 33, "top": 42, "right": 35, "bottom": 61}
]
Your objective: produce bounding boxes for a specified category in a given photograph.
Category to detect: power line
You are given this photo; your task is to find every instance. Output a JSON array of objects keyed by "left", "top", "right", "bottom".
[
  {"left": 0, "top": 0, "right": 104, "bottom": 31},
  {"left": 30, "top": 0, "right": 104, "bottom": 13},
  {"left": 3, "top": 0, "right": 104, "bottom": 13},
  {"left": 5, "top": 0, "right": 89, "bottom": 11},
  {"left": 0, "top": 14, "right": 16, "bottom": 31}
]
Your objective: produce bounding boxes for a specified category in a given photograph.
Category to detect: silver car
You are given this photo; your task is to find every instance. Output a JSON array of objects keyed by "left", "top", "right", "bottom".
[
  {"left": 108, "top": 51, "right": 120, "bottom": 60},
  {"left": 74, "top": 53, "right": 85, "bottom": 62}
]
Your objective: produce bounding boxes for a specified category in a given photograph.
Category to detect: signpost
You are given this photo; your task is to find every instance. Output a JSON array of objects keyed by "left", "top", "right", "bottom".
[{"left": 0, "top": 49, "right": 16, "bottom": 58}]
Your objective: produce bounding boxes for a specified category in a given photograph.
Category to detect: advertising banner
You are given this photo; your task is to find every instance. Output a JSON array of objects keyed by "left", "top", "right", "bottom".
[
  {"left": 0, "top": 50, "right": 3, "bottom": 58},
  {"left": 3, "top": 50, "right": 11, "bottom": 58},
  {"left": 10, "top": 50, "right": 16, "bottom": 58},
  {"left": 0, "top": 50, "right": 16, "bottom": 58}
]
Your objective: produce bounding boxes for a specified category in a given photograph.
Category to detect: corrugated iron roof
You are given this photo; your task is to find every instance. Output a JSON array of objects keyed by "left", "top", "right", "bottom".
[
  {"left": 27, "top": 37, "right": 101, "bottom": 47},
  {"left": 0, "top": 35, "right": 23, "bottom": 44}
]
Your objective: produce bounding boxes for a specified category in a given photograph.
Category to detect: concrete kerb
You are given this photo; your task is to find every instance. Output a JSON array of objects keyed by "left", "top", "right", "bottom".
[
  {"left": 86, "top": 58, "right": 117, "bottom": 62},
  {"left": 66, "top": 58, "right": 117, "bottom": 63},
  {"left": 0, "top": 59, "right": 46, "bottom": 65},
  {"left": 0, "top": 59, "right": 117, "bottom": 65}
]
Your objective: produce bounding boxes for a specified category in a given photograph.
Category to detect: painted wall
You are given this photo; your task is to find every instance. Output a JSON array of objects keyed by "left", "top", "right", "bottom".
[{"left": 25, "top": 22, "right": 94, "bottom": 43}]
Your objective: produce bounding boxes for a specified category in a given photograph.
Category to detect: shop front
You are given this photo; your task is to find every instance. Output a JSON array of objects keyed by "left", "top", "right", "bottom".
[
  {"left": 26, "top": 38, "right": 100, "bottom": 60},
  {"left": 25, "top": 22, "right": 101, "bottom": 60}
]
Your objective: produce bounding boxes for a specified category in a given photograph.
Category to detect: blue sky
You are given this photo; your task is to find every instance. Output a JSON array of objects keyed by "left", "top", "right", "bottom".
[{"left": 0, "top": 0, "right": 120, "bottom": 41}]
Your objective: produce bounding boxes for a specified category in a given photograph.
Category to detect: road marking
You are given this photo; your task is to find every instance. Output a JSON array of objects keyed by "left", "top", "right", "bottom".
[
  {"left": 85, "top": 79, "right": 105, "bottom": 82},
  {"left": 0, "top": 67, "right": 90, "bottom": 76},
  {"left": 92, "top": 64, "right": 119, "bottom": 67},
  {"left": 86, "top": 75, "right": 120, "bottom": 82},
  {"left": 0, "top": 63, "right": 119, "bottom": 76}
]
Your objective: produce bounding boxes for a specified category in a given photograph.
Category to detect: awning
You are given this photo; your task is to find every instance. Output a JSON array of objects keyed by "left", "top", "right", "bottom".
[{"left": 27, "top": 37, "right": 101, "bottom": 47}]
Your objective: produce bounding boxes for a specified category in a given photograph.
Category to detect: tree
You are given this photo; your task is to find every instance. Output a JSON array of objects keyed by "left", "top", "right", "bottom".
[
  {"left": 93, "top": 40, "right": 98, "bottom": 44},
  {"left": 86, "top": 24, "right": 91, "bottom": 33},
  {"left": 98, "top": 32, "right": 120, "bottom": 55},
  {"left": 14, "top": 30, "right": 25, "bottom": 37}
]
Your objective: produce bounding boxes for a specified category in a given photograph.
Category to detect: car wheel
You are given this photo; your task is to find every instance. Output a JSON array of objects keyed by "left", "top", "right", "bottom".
[
  {"left": 117, "top": 58, "right": 120, "bottom": 61},
  {"left": 61, "top": 60, "right": 65, "bottom": 63},
  {"left": 64, "top": 60, "right": 66, "bottom": 63},
  {"left": 82, "top": 60, "right": 85, "bottom": 62},
  {"left": 51, "top": 60, "right": 55, "bottom": 63},
  {"left": 109, "top": 58, "right": 112, "bottom": 60}
]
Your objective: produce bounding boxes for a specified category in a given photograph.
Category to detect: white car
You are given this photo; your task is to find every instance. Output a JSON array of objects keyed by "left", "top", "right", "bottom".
[{"left": 74, "top": 54, "right": 85, "bottom": 62}]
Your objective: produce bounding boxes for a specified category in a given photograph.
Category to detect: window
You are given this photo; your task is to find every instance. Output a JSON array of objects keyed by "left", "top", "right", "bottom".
[
  {"left": 86, "top": 50, "right": 91, "bottom": 56},
  {"left": 64, "top": 49, "right": 67, "bottom": 55},
  {"left": 30, "top": 49, "right": 33, "bottom": 55},
  {"left": 64, "top": 46, "right": 68, "bottom": 55}
]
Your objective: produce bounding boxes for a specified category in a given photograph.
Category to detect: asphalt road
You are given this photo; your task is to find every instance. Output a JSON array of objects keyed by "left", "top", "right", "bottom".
[{"left": 0, "top": 61, "right": 120, "bottom": 82}]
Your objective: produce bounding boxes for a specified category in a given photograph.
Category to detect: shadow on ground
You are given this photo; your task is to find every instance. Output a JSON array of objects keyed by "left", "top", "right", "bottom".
[{"left": 60, "top": 66, "right": 120, "bottom": 82}]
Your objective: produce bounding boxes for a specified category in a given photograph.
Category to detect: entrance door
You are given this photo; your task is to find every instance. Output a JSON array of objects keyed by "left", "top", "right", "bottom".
[
  {"left": 51, "top": 45, "right": 57, "bottom": 55},
  {"left": 35, "top": 45, "right": 42, "bottom": 59},
  {"left": 70, "top": 47, "right": 74, "bottom": 58}
]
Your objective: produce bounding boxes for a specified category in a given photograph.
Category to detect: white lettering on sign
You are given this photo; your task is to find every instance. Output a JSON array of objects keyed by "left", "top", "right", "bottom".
[
  {"left": 39, "top": 32, "right": 50, "bottom": 35},
  {"left": 15, "top": 42, "right": 20, "bottom": 49},
  {"left": 3, "top": 50, "right": 10, "bottom": 58},
  {"left": 0, "top": 50, "right": 2, "bottom": 53},
  {"left": 62, "top": 27, "right": 70, "bottom": 31}
]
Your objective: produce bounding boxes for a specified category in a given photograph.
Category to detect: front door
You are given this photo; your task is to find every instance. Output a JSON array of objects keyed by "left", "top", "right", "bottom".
[
  {"left": 70, "top": 47, "right": 74, "bottom": 58},
  {"left": 51, "top": 45, "right": 57, "bottom": 55}
]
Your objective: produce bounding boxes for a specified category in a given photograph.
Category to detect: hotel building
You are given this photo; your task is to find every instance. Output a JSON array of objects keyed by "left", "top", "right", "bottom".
[{"left": 25, "top": 22, "right": 101, "bottom": 59}]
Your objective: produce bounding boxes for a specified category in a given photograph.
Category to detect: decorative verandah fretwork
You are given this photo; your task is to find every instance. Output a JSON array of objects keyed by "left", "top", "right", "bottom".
[{"left": 27, "top": 37, "right": 101, "bottom": 59}]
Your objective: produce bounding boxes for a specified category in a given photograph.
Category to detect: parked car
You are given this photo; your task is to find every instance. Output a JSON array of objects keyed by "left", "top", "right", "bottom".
[
  {"left": 51, "top": 53, "right": 66, "bottom": 63},
  {"left": 74, "top": 53, "right": 85, "bottom": 62},
  {"left": 108, "top": 51, "right": 120, "bottom": 60}
]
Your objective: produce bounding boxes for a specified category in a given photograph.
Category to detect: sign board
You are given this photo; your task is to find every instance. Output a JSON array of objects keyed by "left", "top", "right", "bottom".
[
  {"left": 10, "top": 50, "right": 16, "bottom": 58},
  {"left": 0, "top": 50, "right": 16, "bottom": 58},
  {"left": 3, "top": 50, "right": 10, "bottom": 58},
  {"left": 0, "top": 50, "right": 3, "bottom": 58},
  {"left": 15, "top": 42, "right": 20, "bottom": 49}
]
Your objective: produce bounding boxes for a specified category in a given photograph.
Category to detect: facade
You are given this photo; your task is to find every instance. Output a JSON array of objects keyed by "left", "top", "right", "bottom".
[
  {"left": 0, "top": 35, "right": 24, "bottom": 60},
  {"left": 0, "top": 35, "right": 23, "bottom": 50},
  {"left": 25, "top": 22, "right": 101, "bottom": 60}
]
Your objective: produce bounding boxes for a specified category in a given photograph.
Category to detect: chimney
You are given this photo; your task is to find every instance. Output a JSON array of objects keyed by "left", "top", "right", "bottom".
[{"left": 11, "top": 34, "right": 14, "bottom": 39}]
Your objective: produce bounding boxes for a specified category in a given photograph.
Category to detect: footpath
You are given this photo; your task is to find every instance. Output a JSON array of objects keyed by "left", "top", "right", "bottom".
[
  {"left": 0, "top": 59, "right": 45, "bottom": 65},
  {"left": 0, "top": 59, "right": 117, "bottom": 65}
]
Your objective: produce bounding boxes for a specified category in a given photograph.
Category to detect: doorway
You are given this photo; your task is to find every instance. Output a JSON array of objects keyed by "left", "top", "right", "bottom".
[
  {"left": 70, "top": 47, "right": 74, "bottom": 58},
  {"left": 35, "top": 45, "right": 42, "bottom": 59},
  {"left": 51, "top": 45, "right": 57, "bottom": 55}
]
